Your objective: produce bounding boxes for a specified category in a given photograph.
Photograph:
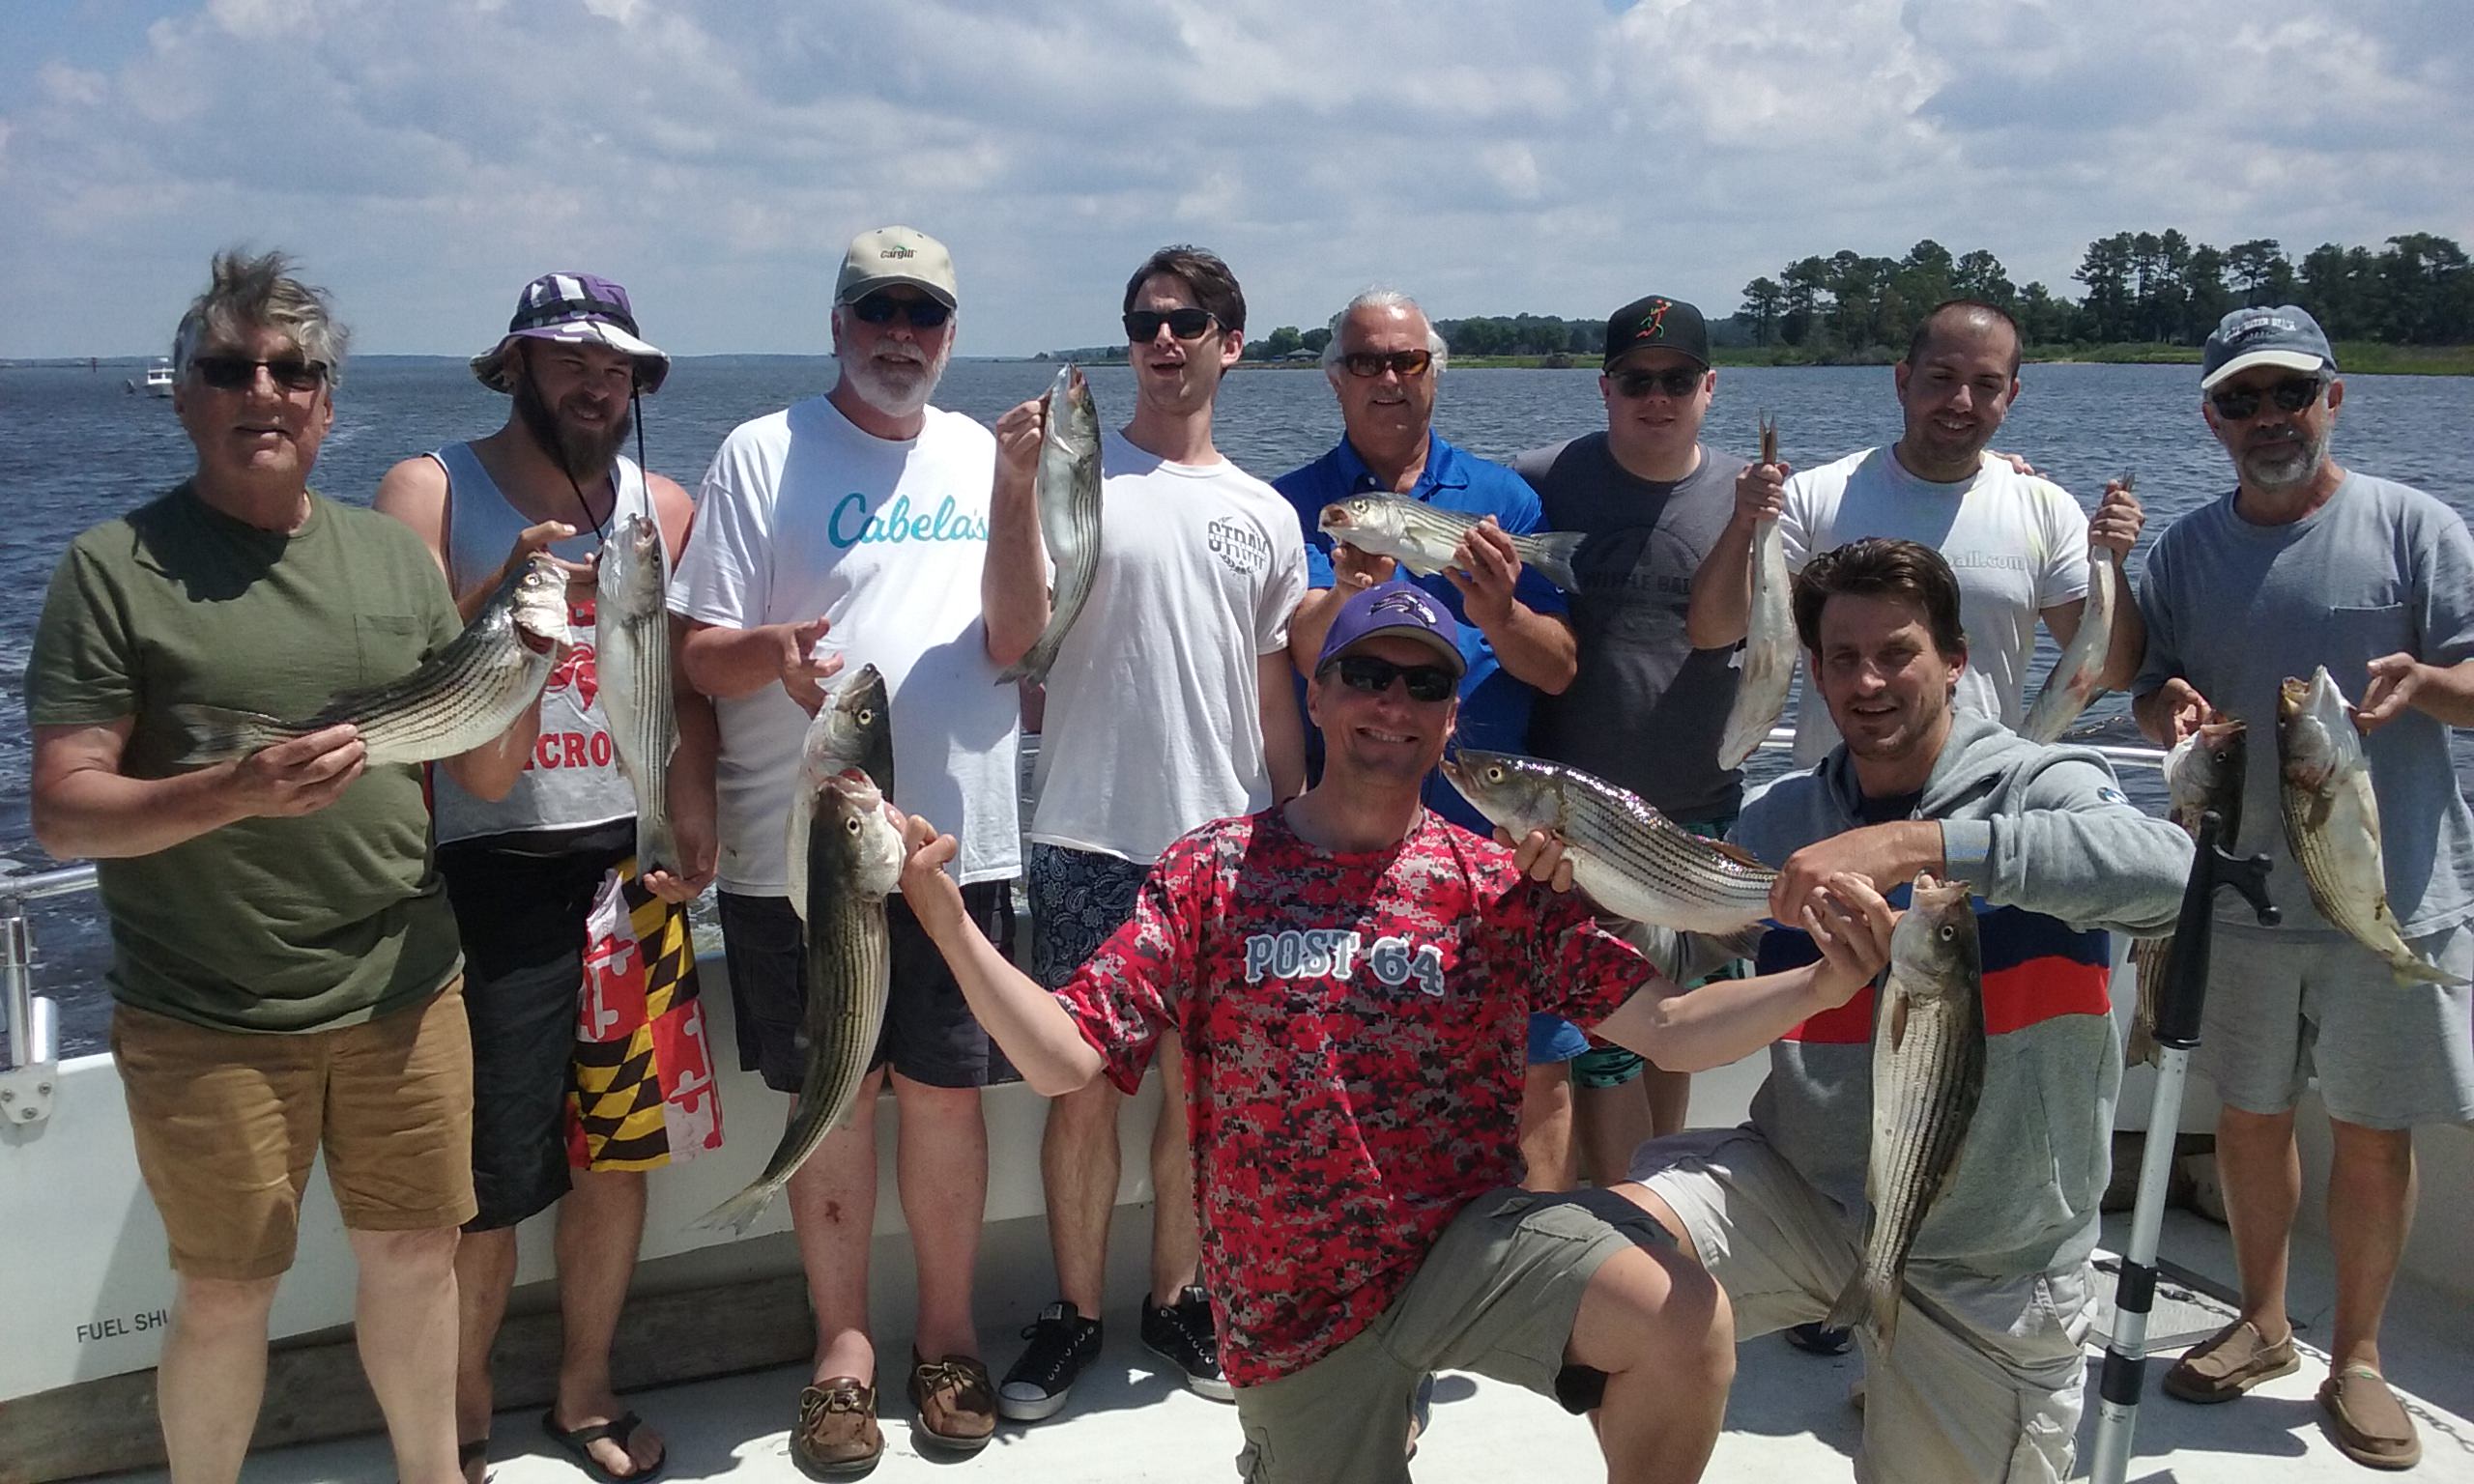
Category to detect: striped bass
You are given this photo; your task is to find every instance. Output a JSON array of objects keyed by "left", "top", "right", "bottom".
[
  {"left": 2127, "top": 719, "right": 2246, "bottom": 1066},
  {"left": 785, "top": 664, "right": 893, "bottom": 923},
  {"left": 2277, "top": 667, "right": 2459, "bottom": 985},
  {"left": 1438, "top": 749, "right": 1775, "bottom": 937},
  {"left": 699, "top": 770, "right": 904, "bottom": 1235},
  {"left": 597, "top": 513, "right": 678, "bottom": 874},
  {"left": 1827, "top": 873, "right": 1985, "bottom": 1352},
  {"left": 2021, "top": 478, "right": 2131, "bottom": 745},
  {"left": 1718, "top": 414, "right": 1793, "bottom": 770},
  {"left": 997, "top": 363, "right": 1103, "bottom": 685},
  {"left": 173, "top": 551, "right": 567, "bottom": 767},
  {"left": 1318, "top": 493, "right": 1584, "bottom": 594}
]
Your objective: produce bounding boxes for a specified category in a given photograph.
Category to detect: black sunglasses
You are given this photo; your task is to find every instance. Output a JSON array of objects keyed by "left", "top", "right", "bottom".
[
  {"left": 1322, "top": 654, "right": 1456, "bottom": 703},
  {"left": 849, "top": 294, "right": 952, "bottom": 328},
  {"left": 2208, "top": 375, "right": 2326, "bottom": 421},
  {"left": 1611, "top": 367, "right": 1704, "bottom": 399},
  {"left": 1339, "top": 349, "right": 1434, "bottom": 379},
  {"left": 1123, "top": 308, "right": 1218, "bottom": 342},
  {"left": 190, "top": 356, "right": 329, "bottom": 392}
]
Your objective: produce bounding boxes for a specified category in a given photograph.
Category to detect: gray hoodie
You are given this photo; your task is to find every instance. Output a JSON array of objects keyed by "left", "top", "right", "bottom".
[{"left": 1733, "top": 711, "right": 2193, "bottom": 1279}]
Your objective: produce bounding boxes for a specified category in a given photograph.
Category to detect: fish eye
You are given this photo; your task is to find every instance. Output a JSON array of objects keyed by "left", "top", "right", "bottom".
[
  {"left": 1938, "top": 925, "right": 1956, "bottom": 942},
  {"left": 1483, "top": 766, "right": 1504, "bottom": 783},
  {"left": 857, "top": 707, "right": 875, "bottom": 725},
  {"left": 844, "top": 816, "right": 862, "bottom": 835}
]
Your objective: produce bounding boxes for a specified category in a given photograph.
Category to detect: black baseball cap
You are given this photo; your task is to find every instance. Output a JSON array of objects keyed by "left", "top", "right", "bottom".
[{"left": 1602, "top": 295, "right": 1710, "bottom": 372}]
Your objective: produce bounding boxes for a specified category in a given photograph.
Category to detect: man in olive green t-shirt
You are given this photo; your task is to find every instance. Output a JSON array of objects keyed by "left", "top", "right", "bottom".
[{"left": 25, "top": 251, "right": 555, "bottom": 1484}]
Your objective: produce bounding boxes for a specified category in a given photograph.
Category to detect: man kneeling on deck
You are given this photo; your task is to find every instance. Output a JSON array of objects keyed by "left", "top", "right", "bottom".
[
  {"left": 890, "top": 579, "right": 1913, "bottom": 1484},
  {"left": 1522, "top": 537, "right": 2192, "bottom": 1483}
]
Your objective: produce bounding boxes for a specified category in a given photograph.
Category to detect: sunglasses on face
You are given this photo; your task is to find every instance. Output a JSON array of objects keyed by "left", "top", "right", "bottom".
[
  {"left": 849, "top": 294, "right": 952, "bottom": 328},
  {"left": 190, "top": 356, "right": 329, "bottom": 392},
  {"left": 1322, "top": 654, "right": 1457, "bottom": 703},
  {"left": 2208, "top": 375, "right": 2327, "bottom": 421},
  {"left": 1122, "top": 308, "right": 1218, "bottom": 342},
  {"left": 1339, "top": 349, "right": 1434, "bottom": 379},
  {"left": 1611, "top": 367, "right": 1705, "bottom": 400}
]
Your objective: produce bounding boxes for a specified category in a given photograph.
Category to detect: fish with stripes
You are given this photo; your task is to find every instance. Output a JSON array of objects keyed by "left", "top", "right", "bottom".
[
  {"left": 596, "top": 512, "right": 680, "bottom": 874},
  {"left": 997, "top": 362, "right": 1103, "bottom": 686},
  {"left": 1318, "top": 493, "right": 1585, "bottom": 594}
]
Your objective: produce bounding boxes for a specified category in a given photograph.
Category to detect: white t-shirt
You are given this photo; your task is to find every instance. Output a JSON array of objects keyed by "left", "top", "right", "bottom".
[
  {"left": 670, "top": 396, "right": 1020, "bottom": 895},
  {"left": 1780, "top": 447, "right": 2090, "bottom": 763},
  {"left": 1028, "top": 430, "right": 1308, "bottom": 865}
]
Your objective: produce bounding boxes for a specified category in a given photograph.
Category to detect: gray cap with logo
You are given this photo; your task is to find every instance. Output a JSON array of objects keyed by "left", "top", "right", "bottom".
[
  {"left": 2200, "top": 304, "right": 2335, "bottom": 390},
  {"left": 836, "top": 226, "right": 959, "bottom": 309}
]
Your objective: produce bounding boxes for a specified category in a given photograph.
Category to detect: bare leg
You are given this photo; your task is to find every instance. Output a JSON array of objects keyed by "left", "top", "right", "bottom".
[
  {"left": 1520, "top": 1061, "right": 1577, "bottom": 1192},
  {"left": 157, "top": 1273, "right": 281, "bottom": 1484},
  {"left": 350, "top": 1224, "right": 464, "bottom": 1484},
  {"left": 551, "top": 1167, "right": 662, "bottom": 1477},
  {"left": 1576, "top": 1077, "right": 1659, "bottom": 1188},
  {"left": 451, "top": 1226, "right": 518, "bottom": 1480},
  {"left": 2324, "top": 1118, "right": 2416, "bottom": 1373},
  {"left": 1148, "top": 1030, "right": 1198, "bottom": 1304},
  {"left": 1041, "top": 1075, "right": 1123, "bottom": 1316},
  {"left": 1565, "top": 1239, "right": 1734, "bottom": 1482},
  {"left": 893, "top": 1072, "right": 991, "bottom": 1358},
  {"left": 1642, "top": 1067, "right": 1692, "bottom": 1141},
  {"left": 791, "top": 1069, "right": 884, "bottom": 1384},
  {"left": 2214, "top": 1104, "right": 2301, "bottom": 1343}
]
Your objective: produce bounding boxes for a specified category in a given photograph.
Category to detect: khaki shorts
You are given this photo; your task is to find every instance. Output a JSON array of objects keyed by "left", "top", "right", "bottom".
[
  {"left": 1633, "top": 1127, "right": 2089, "bottom": 1484},
  {"left": 1232, "top": 1185, "right": 1674, "bottom": 1484},
  {"left": 112, "top": 983, "right": 477, "bottom": 1280}
]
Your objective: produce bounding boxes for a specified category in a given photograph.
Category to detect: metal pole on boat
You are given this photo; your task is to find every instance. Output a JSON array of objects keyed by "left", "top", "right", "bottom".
[
  {"left": 0, "top": 864, "right": 98, "bottom": 1127},
  {"left": 2086, "top": 812, "right": 2276, "bottom": 1484}
]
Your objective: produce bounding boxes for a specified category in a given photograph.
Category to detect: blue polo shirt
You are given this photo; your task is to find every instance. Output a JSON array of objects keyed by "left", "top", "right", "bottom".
[{"left": 1274, "top": 432, "right": 1570, "bottom": 831}]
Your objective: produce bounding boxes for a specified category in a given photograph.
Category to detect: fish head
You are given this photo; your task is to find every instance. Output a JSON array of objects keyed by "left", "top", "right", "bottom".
[
  {"left": 507, "top": 551, "right": 573, "bottom": 652},
  {"left": 801, "top": 663, "right": 894, "bottom": 792},
  {"left": 1437, "top": 748, "right": 1559, "bottom": 836},
  {"left": 1318, "top": 496, "right": 1397, "bottom": 545},
  {"left": 2277, "top": 668, "right": 2356, "bottom": 789},
  {"left": 824, "top": 772, "right": 906, "bottom": 896},
  {"left": 600, "top": 513, "right": 665, "bottom": 614},
  {"left": 1890, "top": 871, "right": 1981, "bottom": 993}
]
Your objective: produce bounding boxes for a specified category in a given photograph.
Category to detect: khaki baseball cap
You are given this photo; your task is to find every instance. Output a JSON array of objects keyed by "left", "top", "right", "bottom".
[{"left": 836, "top": 226, "right": 958, "bottom": 308}]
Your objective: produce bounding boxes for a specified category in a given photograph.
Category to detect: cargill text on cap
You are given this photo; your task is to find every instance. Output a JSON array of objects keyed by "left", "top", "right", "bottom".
[{"left": 837, "top": 226, "right": 960, "bottom": 309}]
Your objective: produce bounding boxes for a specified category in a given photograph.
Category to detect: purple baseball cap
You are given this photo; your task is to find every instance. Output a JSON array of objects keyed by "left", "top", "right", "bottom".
[
  {"left": 1314, "top": 580, "right": 1467, "bottom": 677},
  {"left": 471, "top": 271, "right": 671, "bottom": 395}
]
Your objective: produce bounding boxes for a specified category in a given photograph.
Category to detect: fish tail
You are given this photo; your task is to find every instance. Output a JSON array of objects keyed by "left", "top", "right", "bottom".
[
  {"left": 1825, "top": 1264, "right": 1901, "bottom": 1351},
  {"left": 636, "top": 813, "right": 678, "bottom": 880},
  {"left": 995, "top": 635, "right": 1056, "bottom": 687},
  {"left": 2390, "top": 951, "right": 2465, "bottom": 987},
  {"left": 170, "top": 702, "right": 284, "bottom": 767},
  {"left": 692, "top": 1182, "right": 779, "bottom": 1236},
  {"left": 1522, "top": 530, "right": 1585, "bottom": 592},
  {"left": 2125, "top": 1019, "right": 2162, "bottom": 1069}
]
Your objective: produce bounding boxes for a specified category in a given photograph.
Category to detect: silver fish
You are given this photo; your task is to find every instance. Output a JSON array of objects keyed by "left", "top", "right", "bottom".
[
  {"left": 1318, "top": 493, "right": 1584, "bottom": 593},
  {"left": 698, "top": 770, "right": 904, "bottom": 1235},
  {"left": 1827, "top": 873, "right": 1985, "bottom": 1352},
  {"left": 1439, "top": 749, "right": 1775, "bottom": 937},
  {"left": 174, "top": 551, "right": 568, "bottom": 767},
  {"left": 1717, "top": 413, "right": 1794, "bottom": 770},
  {"left": 997, "top": 363, "right": 1103, "bottom": 685},
  {"left": 2127, "top": 719, "right": 2246, "bottom": 1066},
  {"left": 2277, "top": 667, "right": 2458, "bottom": 985},
  {"left": 597, "top": 513, "right": 678, "bottom": 874},
  {"left": 785, "top": 665, "right": 893, "bottom": 924},
  {"left": 2021, "top": 475, "right": 2132, "bottom": 745}
]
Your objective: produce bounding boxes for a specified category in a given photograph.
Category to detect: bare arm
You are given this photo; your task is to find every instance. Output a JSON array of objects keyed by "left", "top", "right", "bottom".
[
  {"left": 1257, "top": 648, "right": 1306, "bottom": 803},
  {"left": 371, "top": 456, "right": 587, "bottom": 624},
  {"left": 437, "top": 696, "right": 544, "bottom": 801},
  {"left": 679, "top": 616, "right": 839, "bottom": 711},
  {"left": 31, "top": 719, "right": 366, "bottom": 860},
  {"left": 983, "top": 398, "right": 1050, "bottom": 669},
  {"left": 2359, "top": 654, "right": 2474, "bottom": 731},
  {"left": 2133, "top": 677, "right": 2211, "bottom": 746},
  {"left": 1286, "top": 546, "right": 1400, "bottom": 676},
  {"left": 1445, "top": 523, "right": 1577, "bottom": 693},
  {"left": 1684, "top": 459, "right": 1790, "bottom": 648}
]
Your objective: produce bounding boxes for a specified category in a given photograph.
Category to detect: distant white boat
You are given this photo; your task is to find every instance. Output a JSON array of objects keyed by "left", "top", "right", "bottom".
[{"left": 123, "top": 360, "right": 173, "bottom": 397}]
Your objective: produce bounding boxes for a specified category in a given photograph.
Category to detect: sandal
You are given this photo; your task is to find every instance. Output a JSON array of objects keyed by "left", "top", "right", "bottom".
[
  {"left": 2317, "top": 1365, "right": 2421, "bottom": 1470},
  {"left": 540, "top": 1408, "right": 667, "bottom": 1483}
]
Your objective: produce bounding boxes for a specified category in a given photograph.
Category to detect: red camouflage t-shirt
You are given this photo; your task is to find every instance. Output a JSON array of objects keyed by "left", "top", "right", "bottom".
[{"left": 1054, "top": 807, "right": 1652, "bottom": 1386}]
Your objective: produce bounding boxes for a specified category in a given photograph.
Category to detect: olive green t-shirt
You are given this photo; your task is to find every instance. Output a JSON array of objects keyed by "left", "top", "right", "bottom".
[{"left": 26, "top": 484, "right": 468, "bottom": 1033}]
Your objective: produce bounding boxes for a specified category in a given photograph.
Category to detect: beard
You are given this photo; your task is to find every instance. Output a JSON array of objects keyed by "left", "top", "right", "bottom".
[
  {"left": 2237, "top": 425, "right": 2331, "bottom": 493},
  {"left": 513, "top": 374, "right": 632, "bottom": 479},
  {"left": 839, "top": 336, "right": 952, "bottom": 419}
]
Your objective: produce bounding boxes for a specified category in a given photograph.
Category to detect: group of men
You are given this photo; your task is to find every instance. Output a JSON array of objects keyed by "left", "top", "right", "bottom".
[{"left": 24, "top": 230, "right": 2471, "bottom": 1484}]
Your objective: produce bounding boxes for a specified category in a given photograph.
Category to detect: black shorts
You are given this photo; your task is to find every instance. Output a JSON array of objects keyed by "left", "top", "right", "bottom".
[
  {"left": 440, "top": 836, "right": 630, "bottom": 1233},
  {"left": 716, "top": 886, "right": 1019, "bottom": 1095}
]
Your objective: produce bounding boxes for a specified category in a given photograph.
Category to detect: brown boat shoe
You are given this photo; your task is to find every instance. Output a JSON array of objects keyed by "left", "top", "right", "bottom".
[
  {"left": 2318, "top": 1365, "right": 2421, "bottom": 1470},
  {"left": 792, "top": 1377, "right": 882, "bottom": 1478},
  {"left": 908, "top": 1352, "right": 998, "bottom": 1452},
  {"left": 2162, "top": 1319, "right": 2300, "bottom": 1404}
]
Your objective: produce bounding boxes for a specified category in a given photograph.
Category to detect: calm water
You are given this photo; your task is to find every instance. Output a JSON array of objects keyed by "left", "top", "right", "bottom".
[{"left": 4, "top": 357, "right": 2471, "bottom": 1053}]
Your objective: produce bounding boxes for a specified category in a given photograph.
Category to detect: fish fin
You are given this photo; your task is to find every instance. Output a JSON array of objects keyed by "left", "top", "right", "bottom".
[
  {"left": 1709, "top": 839, "right": 1767, "bottom": 869},
  {"left": 1520, "top": 530, "right": 1585, "bottom": 592},
  {"left": 692, "top": 1183, "right": 778, "bottom": 1237},
  {"left": 170, "top": 702, "right": 284, "bottom": 767},
  {"left": 1884, "top": 993, "right": 1910, "bottom": 1052}
]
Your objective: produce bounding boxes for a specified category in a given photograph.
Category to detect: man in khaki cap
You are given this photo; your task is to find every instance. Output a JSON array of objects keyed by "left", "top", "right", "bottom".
[{"left": 671, "top": 224, "right": 1021, "bottom": 1474}]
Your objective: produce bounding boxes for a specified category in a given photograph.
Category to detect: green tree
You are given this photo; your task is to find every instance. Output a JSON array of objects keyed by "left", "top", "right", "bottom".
[
  {"left": 2074, "top": 234, "right": 2134, "bottom": 340},
  {"left": 1780, "top": 257, "right": 1828, "bottom": 347},
  {"left": 1740, "top": 277, "right": 1786, "bottom": 345},
  {"left": 1264, "top": 326, "right": 1303, "bottom": 358},
  {"left": 1953, "top": 249, "right": 2016, "bottom": 306},
  {"left": 2225, "top": 239, "right": 2287, "bottom": 305},
  {"left": 1302, "top": 326, "right": 1332, "bottom": 355},
  {"left": 2182, "top": 245, "right": 2232, "bottom": 342}
]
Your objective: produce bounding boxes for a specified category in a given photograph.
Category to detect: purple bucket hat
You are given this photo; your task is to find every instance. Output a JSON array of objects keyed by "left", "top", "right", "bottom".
[{"left": 471, "top": 271, "right": 670, "bottom": 394}]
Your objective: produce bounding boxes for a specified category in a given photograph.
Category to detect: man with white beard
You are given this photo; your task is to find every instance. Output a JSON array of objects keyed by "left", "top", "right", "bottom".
[{"left": 671, "top": 226, "right": 1022, "bottom": 1474}]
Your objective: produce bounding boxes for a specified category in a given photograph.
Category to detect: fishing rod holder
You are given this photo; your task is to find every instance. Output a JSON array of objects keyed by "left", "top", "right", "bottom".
[{"left": 1, "top": 864, "right": 98, "bottom": 1130}]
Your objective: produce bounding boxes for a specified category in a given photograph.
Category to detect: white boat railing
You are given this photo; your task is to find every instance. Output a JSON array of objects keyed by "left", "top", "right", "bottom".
[{"left": 0, "top": 863, "right": 94, "bottom": 1128}]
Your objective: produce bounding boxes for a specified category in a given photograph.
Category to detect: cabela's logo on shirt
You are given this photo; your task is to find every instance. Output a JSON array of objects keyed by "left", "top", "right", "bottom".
[
  {"left": 830, "top": 492, "right": 991, "bottom": 549},
  {"left": 1207, "top": 517, "right": 1271, "bottom": 577}
]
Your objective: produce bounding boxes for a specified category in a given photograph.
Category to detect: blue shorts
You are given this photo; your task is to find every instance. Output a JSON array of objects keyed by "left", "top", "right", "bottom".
[{"left": 1526, "top": 1012, "right": 1591, "bottom": 1066}]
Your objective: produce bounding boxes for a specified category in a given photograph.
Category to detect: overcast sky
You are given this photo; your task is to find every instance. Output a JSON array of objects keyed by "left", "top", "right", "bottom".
[{"left": 5, "top": 0, "right": 2469, "bottom": 358}]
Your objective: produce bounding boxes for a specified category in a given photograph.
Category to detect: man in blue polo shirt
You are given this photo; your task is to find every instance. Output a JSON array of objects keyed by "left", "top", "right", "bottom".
[{"left": 1276, "top": 287, "right": 1581, "bottom": 1192}]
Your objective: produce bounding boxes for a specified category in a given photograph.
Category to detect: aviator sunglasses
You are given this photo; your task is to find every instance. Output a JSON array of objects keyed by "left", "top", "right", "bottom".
[
  {"left": 849, "top": 294, "right": 953, "bottom": 328},
  {"left": 1123, "top": 308, "right": 1219, "bottom": 342},
  {"left": 190, "top": 356, "right": 329, "bottom": 392},
  {"left": 2207, "top": 375, "right": 2327, "bottom": 421},
  {"left": 1322, "top": 654, "right": 1457, "bottom": 703},
  {"left": 1339, "top": 349, "right": 1434, "bottom": 379},
  {"left": 1610, "top": 366, "right": 1705, "bottom": 399}
]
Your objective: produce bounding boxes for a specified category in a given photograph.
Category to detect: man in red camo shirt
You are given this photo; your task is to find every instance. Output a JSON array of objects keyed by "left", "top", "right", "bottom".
[{"left": 893, "top": 579, "right": 1898, "bottom": 1483}]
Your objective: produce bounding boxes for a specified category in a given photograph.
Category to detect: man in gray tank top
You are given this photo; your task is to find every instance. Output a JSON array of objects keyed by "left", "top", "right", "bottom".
[{"left": 374, "top": 272, "right": 708, "bottom": 1484}]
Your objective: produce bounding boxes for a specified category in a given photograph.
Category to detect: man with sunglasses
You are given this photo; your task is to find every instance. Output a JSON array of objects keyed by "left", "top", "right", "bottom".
[
  {"left": 984, "top": 244, "right": 1309, "bottom": 1423},
  {"left": 28, "top": 250, "right": 555, "bottom": 1484},
  {"left": 2130, "top": 306, "right": 2474, "bottom": 1471},
  {"left": 892, "top": 577, "right": 1922, "bottom": 1483},
  {"left": 373, "top": 271, "right": 703, "bottom": 1483},
  {"left": 671, "top": 225, "right": 1025, "bottom": 1471}
]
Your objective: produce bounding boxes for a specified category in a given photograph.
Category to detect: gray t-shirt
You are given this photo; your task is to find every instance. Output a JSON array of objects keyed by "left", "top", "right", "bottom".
[
  {"left": 2134, "top": 471, "right": 2474, "bottom": 936},
  {"left": 1512, "top": 435, "right": 1742, "bottom": 820}
]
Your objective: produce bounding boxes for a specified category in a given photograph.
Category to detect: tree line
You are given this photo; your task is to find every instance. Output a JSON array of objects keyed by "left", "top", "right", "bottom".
[{"left": 1737, "top": 232, "right": 2474, "bottom": 355}]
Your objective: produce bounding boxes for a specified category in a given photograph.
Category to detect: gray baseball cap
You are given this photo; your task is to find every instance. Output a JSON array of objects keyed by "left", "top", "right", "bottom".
[
  {"left": 2200, "top": 305, "right": 2335, "bottom": 390},
  {"left": 836, "top": 225, "right": 959, "bottom": 309}
]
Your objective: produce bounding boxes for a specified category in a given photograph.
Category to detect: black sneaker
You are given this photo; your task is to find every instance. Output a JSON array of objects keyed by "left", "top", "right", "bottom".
[
  {"left": 1141, "top": 1286, "right": 1234, "bottom": 1402},
  {"left": 1785, "top": 1322, "right": 1852, "bottom": 1356},
  {"left": 997, "top": 1302, "right": 1103, "bottom": 1422}
]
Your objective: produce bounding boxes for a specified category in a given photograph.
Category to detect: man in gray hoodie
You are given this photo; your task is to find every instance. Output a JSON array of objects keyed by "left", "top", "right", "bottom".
[{"left": 1524, "top": 537, "right": 2191, "bottom": 1482}]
